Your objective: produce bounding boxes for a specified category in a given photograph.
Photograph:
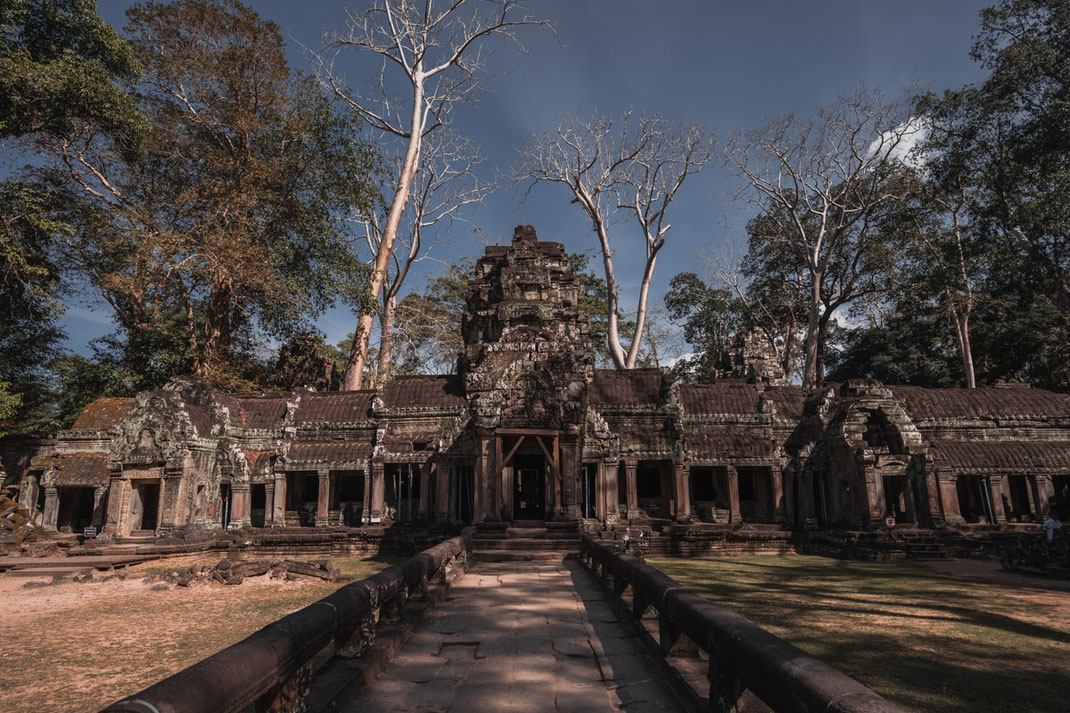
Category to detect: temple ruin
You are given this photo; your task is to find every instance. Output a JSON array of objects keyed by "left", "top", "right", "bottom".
[{"left": 7, "top": 226, "right": 1070, "bottom": 539}]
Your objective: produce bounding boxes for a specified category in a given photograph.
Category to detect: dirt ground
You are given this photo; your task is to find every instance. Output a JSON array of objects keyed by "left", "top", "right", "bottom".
[
  {"left": 0, "top": 554, "right": 391, "bottom": 713},
  {"left": 652, "top": 554, "right": 1070, "bottom": 713}
]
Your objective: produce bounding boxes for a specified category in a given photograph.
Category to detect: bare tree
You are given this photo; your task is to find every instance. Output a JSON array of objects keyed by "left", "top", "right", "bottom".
[
  {"left": 517, "top": 112, "right": 716, "bottom": 369},
  {"left": 358, "top": 132, "right": 488, "bottom": 386},
  {"left": 725, "top": 89, "right": 920, "bottom": 388},
  {"left": 314, "top": 0, "right": 550, "bottom": 390},
  {"left": 704, "top": 245, "right": 805, "bottom": 382}
]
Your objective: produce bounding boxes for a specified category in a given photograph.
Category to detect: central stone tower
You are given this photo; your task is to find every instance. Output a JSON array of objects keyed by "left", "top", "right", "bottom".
[{"left": 460, "top": 225, "right": 592, "bottom": 520}]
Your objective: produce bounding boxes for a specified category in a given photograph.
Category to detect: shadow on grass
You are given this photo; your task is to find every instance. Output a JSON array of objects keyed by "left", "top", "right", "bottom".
[{"left": 651, "top": 556, "right": 1070, "bottom": 713}]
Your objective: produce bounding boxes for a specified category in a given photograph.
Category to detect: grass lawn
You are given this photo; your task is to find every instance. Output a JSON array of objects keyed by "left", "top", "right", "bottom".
[
  {"left": 0, "top": 555, "right": 393, "bottom": 713},
  {"left": 650, "top": 555, "right": 1070, "bottom": 713}
]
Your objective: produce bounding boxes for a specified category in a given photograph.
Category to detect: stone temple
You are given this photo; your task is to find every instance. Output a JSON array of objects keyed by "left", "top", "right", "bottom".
[{"left": 7, "top": 226, "right": 1070, "bottom": 540}]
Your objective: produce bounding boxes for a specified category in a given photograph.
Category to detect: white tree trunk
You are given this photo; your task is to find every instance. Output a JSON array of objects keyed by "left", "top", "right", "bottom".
[{"left": 344, "top": 74, "right": 425, "bottom": 391}]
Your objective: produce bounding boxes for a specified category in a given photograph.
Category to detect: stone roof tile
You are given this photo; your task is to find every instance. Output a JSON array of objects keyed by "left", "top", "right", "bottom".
[
  {"left": 891, "top": 386, "right": 1070, "bottom": 420},
  {"left": 72, "top": 398, "right": 134, "bottom": 431},
  {"left": 294, "top": 392, "right": 374, "bottom": 423},
  {"left": 929, "top": 440, "right": 1070, "bottom": 470}
]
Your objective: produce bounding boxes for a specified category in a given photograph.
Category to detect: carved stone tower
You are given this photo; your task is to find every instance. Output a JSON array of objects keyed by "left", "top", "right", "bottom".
[{"left": 460, "top": 225, "right": 592, "bottom": 520}]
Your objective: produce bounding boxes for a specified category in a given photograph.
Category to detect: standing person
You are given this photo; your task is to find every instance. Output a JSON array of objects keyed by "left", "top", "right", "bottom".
[{"left": 1043, "top": 511, "right": 1063, "bottom": 543}]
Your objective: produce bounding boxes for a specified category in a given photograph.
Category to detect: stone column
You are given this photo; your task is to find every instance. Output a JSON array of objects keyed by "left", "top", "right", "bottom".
[
  {"left": 42, "top": 486, "right": 59, "bottom": 532},
  {"left": 726, "top": 465, "right": 741, "bottom": 524},
  {"left": 1035, "top": 475, "right": 1055, "bottom": 518},
  {"left": 264, "top": 481, "right": 275, "bottom": 527},
  {"left": 562, "top": 437, "right": 581, "bottom": 520},
  {"left": 231, "top": 481, "right": 251, "bottom": 528},
  {"left": 799, "top": 472, "right": 817, "bottom": 528},
  {"left": 370, "top": 461, "right": 385, "bottom": 523},
  {"left": 18, "top": 474, "right": 38, "bottom": 512},
  {"left": 103, "top": 477, "right": 126, "bottom": 535},
  {"left": 624, "top": 460, "right": 639, "bottom": 520},
  {"left": 272, "top": 473, "right": 286, "bottom": 526},
  {"left": 361, "top": 471, "right": 371, "bottom": 525},
  {"left": 783, "top": 467, "right": 796, "bottom": 528},
  {"left": 435, "top": 462, "right": 450, "bottom": 523},
  {"left": 92, "top": 484, "right": 109, "bottom": 528},
  {"left": 159, "top": 470, "right": 185, "bottom": 533},
  {"left": 474, "top": 432, "right": 492, "bottom": 522},
  {"left": 602, "top": 460, "right": 618, "bottom": 524},
  {"left": 988, "top": 476, "right": 1007, "bottom": 524},
  {"left": 771, "top": 467, "right": 786, "bottom": 524},
  {"left": 939, "top": 475, "right": 965, "bottom": 527},
  {"left": 673, "top": 462, "right": 691, "bottom": 523},
  {"left": 417, "top": 462, "right": 430, "bottom": 519},
  {"left": 922, "top": 466, "right": 943, "bottom": 527}
]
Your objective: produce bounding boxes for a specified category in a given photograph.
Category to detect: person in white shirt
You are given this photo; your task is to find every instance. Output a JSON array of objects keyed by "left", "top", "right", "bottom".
[{"left": 1043, "top": 513, "right": 1062, "bottom": 543}]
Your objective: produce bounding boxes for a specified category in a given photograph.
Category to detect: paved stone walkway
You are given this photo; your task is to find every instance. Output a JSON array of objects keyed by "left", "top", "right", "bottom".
[{"left": 341, "top": 559, "right": 686, "bottom": 713}]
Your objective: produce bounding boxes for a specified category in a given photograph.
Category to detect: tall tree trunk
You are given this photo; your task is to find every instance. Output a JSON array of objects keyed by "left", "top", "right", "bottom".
[
  {"left": 375, "top": 294, "right": 398, "bottom": 387},
  {"left": 803, "top": 274, "right": 822, "bottom": 388},
  {"left": 343, "top": 71, "right": 425, "bottom": 390},
  {"left": 950, "top": 304, "right": 976, "bottom": 388},
  {"left": 199, "top": 283, "right": 232, "bottom": 378},
  {"left": 624, "top": 252, "right": 658, "bottom": 368}
]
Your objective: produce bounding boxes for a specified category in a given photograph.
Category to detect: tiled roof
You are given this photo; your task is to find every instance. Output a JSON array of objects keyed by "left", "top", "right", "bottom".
[
  {"left": 228, "top": 395, "right": 290, "bottom": 428},
  {"left": 590, "top": 369, "right": 668, "bottom": 406},
  {"left": 679, "top": 381, "right": 761, "bottom": 415},
  {"left": 686, "top": 433, "right": 777, "bottom": 461},
  {"left": 929, "top": 440, "right": 1070, "bottom": 470},
  {"left": 287, "top": 442, "right": 372, "bottom": 464},
  {"left": 294, "top": 392, "right": 374, "bottom": 423},
  {"left": 763, "top": 386, "right": 807, "bottom": 420},
  {"left": 33, "top": 452, "right": 111, "bottom": 486},
  {"left": 891, "top": 386, "right": 1070, "bottom": 420},
  {"left": 72, "top": 398, "right": 133, "bottom": 431},
  {"left": 380, "top": 375, "right": 466, "bottom": 409}
]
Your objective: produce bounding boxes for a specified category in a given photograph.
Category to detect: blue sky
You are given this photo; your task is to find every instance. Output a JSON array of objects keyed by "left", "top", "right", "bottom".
[{"left": 66, "top": 0, "right": 990, "bottom": 355}]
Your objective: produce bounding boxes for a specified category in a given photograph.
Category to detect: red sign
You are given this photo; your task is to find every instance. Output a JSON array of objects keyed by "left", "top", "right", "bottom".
[{"left": 884, "top": 515, "right": 896, "bottom": 529}]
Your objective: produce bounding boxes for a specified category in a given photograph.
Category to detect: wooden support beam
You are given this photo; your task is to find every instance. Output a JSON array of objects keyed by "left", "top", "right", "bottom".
[
  {"left": 501, "top": 435, "right": 526, "bottom": 471},
  {"left": 535, "top": 436, "right": 557, "bottom": 475}
]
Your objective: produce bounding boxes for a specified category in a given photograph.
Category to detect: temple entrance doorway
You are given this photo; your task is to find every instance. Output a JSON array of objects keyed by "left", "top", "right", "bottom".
[
  {"left": 513, "top": 454, "right": 545, "bottom": 520},
  {"left": 56, "top": 487, "right": 95, "bottom": 533},
  {"left": 957, "top": 475, "right": 994, "bottom": 524},
  {"left": 250, "top": 483, "right": 266, "bottom": 527},
  {"left": 882, "top": 475, "right": 914, "bottom": 524},
  {"left": 130, "top": 481, "right": 160, "bottom": 533}
]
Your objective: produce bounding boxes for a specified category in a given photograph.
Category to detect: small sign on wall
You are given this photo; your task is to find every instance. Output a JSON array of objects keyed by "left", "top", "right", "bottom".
[
  {"left": 884, "top": 515, "right": 896, "bottom": 529},
  {"left": 83, "top": 526, "right": 97, "bottom": 538}
]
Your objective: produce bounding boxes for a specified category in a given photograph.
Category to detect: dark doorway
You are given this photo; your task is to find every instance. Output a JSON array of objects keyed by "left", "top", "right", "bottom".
[
  {"left": 1004, "top": 475, "right": 1033, "bottom": 522},
  {"left": 883, "top": 475, "right": 913, "bottom": 523},
  {"left": 813, "top": 473, "right": 829, "bottom": 527},
  {"left": 57, "top": 487, "right": 95, "bottom": 532},
  {"left": 581, "top": 463, "right": 597, "bottom": 519},
  {"left": 956, "top": 476, "right": 993, "bottom": 524},
  {"left": 513, "top": 454, "right": 545, "bottom": 520},
  {"left": 220, "top": 483, "right": 231, "bottom": 529},
  {"left": 456, "top": 465, "right": 474, "bottom": 523},
  {"left": 250, "top": 483, "right": 266, "bottom": 527},
  {"left": 1052, "top": 475, "right": 1069, "bottom": 518},
  {"left": 334, "top": 472, "right": 364, "bottom": 526},
  {"left": 134, "top": 481, "right": 160, "bottom": 532}
]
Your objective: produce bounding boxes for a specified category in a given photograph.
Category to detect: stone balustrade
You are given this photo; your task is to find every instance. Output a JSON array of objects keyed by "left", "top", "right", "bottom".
[
  {"left": 99, "top": 528, "right": 474, "bottom": 713},
  {"left": 580, "top": 534, "right": 903, "bottom": 713}
]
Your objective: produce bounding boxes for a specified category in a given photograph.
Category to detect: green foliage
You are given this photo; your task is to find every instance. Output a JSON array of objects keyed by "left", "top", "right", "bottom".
[
  {"left": 0, "top": 0, "right": 148, "bottom": 149},
  {"left": 922, "top": 0, "right": 1070, "bottom": 307},
  {"left": 0, "top": 180, "right": 68, "bottom": 433},
  {"left": 664, "top": 272, "right": 743, "bottom": 382}
]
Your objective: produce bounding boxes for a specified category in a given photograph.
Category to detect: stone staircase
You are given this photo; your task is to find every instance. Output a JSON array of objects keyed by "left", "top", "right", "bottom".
[{"left": 471, "top": 520, "right": 582, "bottom": 562}]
